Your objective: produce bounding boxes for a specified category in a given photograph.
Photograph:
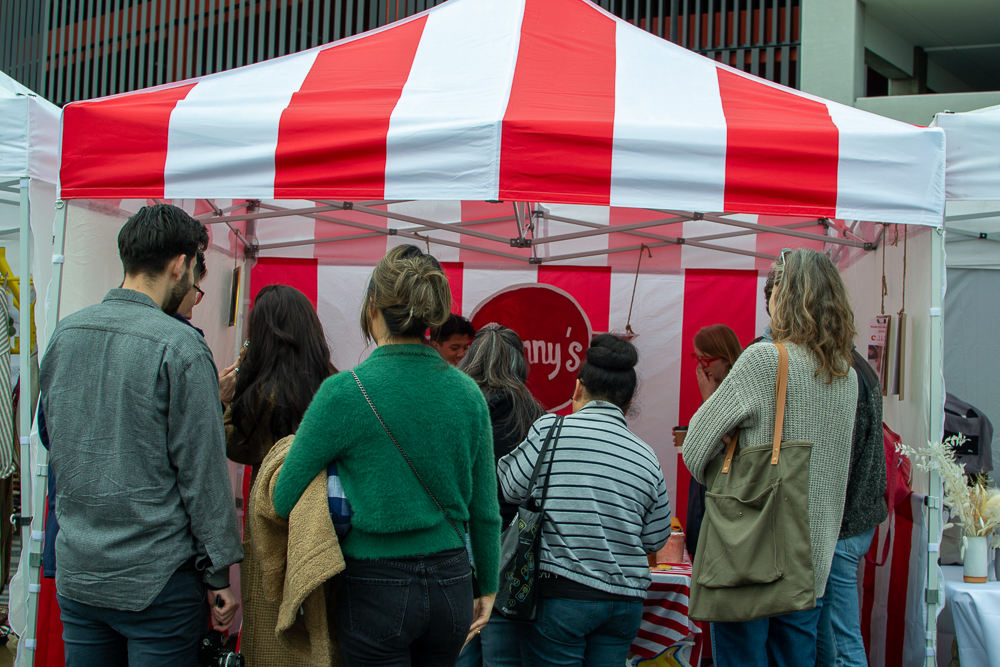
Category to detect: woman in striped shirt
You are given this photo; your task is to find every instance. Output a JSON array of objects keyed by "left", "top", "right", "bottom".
[{"left": 498, "top": 333, "right": 672, "bottom": 667}]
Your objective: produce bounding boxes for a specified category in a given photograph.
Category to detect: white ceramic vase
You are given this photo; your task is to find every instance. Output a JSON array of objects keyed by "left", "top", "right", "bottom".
[{"left": 962, "top": 535, "right": 990, "bottom": 583}]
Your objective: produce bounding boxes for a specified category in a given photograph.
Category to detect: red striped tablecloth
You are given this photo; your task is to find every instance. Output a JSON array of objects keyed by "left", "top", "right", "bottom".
[{"left": 629, "top": 563, "right": 706, "bottom": 666}]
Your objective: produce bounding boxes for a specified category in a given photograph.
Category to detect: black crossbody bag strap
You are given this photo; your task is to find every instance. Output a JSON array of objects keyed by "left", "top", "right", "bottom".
[
  {"left": 526, "top": 417, "right": 564, "bottom": 511},
  {"left": 351, "top": 371, "right": 467, "bottom": 545}
]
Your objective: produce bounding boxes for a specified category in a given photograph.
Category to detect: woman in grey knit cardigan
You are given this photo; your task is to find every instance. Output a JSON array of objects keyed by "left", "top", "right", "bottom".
[{"left": 682, "top": 249, "right": 858, "bottom": 667}]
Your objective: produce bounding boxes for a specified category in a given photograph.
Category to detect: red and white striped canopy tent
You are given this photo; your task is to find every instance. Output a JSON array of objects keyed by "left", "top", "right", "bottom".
[
  {"left": 35, "top": 2, "right": 950, "bottom": 665},
  {"left": 59, "top": 0, "right": 944, "bottom": 226}
]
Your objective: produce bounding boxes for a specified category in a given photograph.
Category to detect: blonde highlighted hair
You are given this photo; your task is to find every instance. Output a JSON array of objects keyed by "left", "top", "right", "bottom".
[
  {"left": 769, "top": 249, "right": 855, "bottom": 383},
  {"left": 360, "top": 244, "right": 451, "bottom": 342}
]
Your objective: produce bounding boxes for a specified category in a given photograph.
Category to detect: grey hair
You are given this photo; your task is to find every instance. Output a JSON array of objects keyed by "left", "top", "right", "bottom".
[{"left": 458, "top": 323, "right": 545, "bottom": 438}]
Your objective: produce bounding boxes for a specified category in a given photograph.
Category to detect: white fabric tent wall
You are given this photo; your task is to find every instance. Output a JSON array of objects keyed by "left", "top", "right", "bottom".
[
  {"left": 932, "top": 106, "right": 1000, "bottom": 501},
  {"left": 0, "top": 72, "right": 60, "bottom": 656}
]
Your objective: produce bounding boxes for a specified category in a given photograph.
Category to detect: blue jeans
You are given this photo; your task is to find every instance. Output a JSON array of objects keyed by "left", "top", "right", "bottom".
[
  {"left": 455, "top": 614, "right": 524, "bottom": 667},
  {"left": 335, "top": 548, "right": 473, "bottom": 667},
  {"left": 58, "top": 561, "right": 209, "bottom": 666},
  {"left": 712, "top": 598, "right": 824, "bottom": 667},
  {"left": 522, "top": 597, "right": 643, "bottom": 667},
  {"left": 817, "top": 527, "right": 876, "bottom": 667}
]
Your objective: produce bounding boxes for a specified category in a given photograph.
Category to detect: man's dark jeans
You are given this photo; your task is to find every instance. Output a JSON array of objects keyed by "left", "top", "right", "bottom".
[
  {"left": 334, "top": 547, "right": 474, "bottom": 667},
  {"left": 58, "top": 561, "right": 209, "bottom": 666}
]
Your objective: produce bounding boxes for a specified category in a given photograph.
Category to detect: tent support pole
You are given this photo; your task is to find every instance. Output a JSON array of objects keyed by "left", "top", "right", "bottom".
[
  {"left": 346, "top": 203, "right": 513, "bottom": 245},
  {"left": 692, "top": 212, "right": 871, "bottom": 249},
  {"left": 925, "top": 225, "right": 945, "bottom": 666},
  {"left": 531, "top": 214, "right": 691, "bottom": 245},
  {"left": 17, "top": 180, "right": 38, "bottom": 667}
]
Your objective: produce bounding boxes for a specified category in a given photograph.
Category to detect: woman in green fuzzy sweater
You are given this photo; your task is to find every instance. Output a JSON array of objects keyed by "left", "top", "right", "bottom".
[{"left": 274, "top": 244, "right": 501, "bottom": 667}]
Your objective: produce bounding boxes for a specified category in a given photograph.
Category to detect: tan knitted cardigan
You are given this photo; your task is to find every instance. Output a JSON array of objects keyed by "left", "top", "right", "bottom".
[
  {"left": 682, "top": 342, "right": 858, "bottom": 599},
  {"left": 243, "top": 435, "right": 344, "bottom": 667}
]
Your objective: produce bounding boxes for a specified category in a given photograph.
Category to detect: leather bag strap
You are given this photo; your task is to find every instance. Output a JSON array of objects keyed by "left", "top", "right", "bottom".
[
  {"left": 721, "top": 431, "right": 739, "bottom": 474},
  {"left": 771, "top": 343, "right": 789, "bottom": 466}
]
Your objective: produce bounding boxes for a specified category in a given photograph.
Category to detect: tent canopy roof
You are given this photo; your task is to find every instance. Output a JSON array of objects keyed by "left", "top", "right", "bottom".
[
  {"left": 60, "top": 0, "right": 944, "bottom": 226},
  {"left": 0, "top": 72, "right": 60, "bottom": 184},
  {"left": 932, "top": 104, "right": 1000, "bottom": 202}
]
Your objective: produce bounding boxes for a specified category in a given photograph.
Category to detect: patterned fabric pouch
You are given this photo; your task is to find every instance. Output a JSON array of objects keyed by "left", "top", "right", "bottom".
[{"left": 327, "top": 462, "right": 352, "bottom": 538}]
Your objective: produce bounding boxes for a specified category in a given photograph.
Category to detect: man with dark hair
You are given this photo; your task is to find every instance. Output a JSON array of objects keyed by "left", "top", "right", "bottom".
[
  {"left": 429, "top": 313, "right": 475, "bottom": 365},
  {"left": 40, "top": 204, "right": 243, "bottom": 665}
]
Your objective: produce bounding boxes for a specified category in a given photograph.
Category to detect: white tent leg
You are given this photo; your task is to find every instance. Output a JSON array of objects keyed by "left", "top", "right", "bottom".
[
  {"left": 16, "top": 179, "right": 38, "bottom": 666},
  {"left": 925, "top": 226, "right": 945, "bottom": 666},
  {"left": 19, "top": 200, "right": 64, "bottom": 667}
]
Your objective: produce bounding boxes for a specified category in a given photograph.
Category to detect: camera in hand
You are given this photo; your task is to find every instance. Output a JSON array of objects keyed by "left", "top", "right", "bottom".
[{"left": 200, "top": 631, "right": 244, "bottom": 667}]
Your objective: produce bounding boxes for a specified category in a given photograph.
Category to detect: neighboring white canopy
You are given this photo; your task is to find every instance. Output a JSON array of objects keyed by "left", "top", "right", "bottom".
[
  {"left": 0, "top": 72, "right": 60, "bottom": 185},
  {"left": 933, "top": 105, "right": 1000, "bottom": 202}
]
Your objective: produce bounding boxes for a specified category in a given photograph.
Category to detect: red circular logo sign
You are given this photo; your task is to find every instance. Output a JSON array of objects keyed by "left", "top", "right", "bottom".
[{"left": 470, "top": 285, "right": 592, "bottom": 411}]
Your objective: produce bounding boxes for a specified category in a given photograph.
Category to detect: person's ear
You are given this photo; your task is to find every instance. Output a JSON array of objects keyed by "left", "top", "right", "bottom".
[
  {"left": 572, "top": 380, "right": 585, "bottom": 402},
  {"left": 169, "top": 254, "right": 188, "bottom": 281}
]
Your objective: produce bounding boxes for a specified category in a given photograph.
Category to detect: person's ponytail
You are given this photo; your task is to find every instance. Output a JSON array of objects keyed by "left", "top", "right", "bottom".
[{"left": 361, "top": 245, "right": 451, "bottom": 341}]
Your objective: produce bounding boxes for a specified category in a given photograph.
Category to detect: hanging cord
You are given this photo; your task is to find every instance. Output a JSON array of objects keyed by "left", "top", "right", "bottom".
[
  {"left": 880, "top": 224, "right": 888, "bottom": 315},
  {"left": 898, "top": 225, "right": 907, "bottom": 317},
  {"left": 411, "top": 232, "right": 431, "bottom": 255},
  {"left": 880, "top": 224, "right": 901, "bottom": 315},
  {"left": 625, "top": 245, "right": 652, "bottom": 337}
]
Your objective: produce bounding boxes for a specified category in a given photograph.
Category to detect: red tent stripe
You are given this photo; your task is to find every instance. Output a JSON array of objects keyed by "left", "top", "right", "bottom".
[
  {"left": 537, "top": 265, "right": 611, "bottom": 332},
  {"left": 250, "top": 257, "right": 320, "bottom": 309},
  {"left": 717, "top": 68, "right": 839, "bottom": 217},
  {"left": 59, "top": 83, "right": 196, "bottom": 199},
  {"left": 273, "top": 16, "right": 428, "bottom": 199},
  {"left": 441, "top": 262, "right": 465, "bottom": 315},
  {"left": 884, "top": 492, "right": 915, "bottom": 667},
  {"left": 499, "top": 0, "right": 617, "bottom": 204}
]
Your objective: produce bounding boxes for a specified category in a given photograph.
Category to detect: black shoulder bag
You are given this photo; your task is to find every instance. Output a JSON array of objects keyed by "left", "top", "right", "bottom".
[
  {"left": 493, "top": 416, "right": 564, "bottom": 622},
  {"left": 351, "top": 371, "right": 482, "bottom": 597}
]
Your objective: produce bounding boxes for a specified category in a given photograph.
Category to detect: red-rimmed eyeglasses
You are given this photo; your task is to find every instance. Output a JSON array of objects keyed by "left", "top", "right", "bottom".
[
  {"left": 691, "top": 352, "right": 721, "bottom": 369},
  {"left": 193, "top": 285, "right": 205, "bottom": 305}
]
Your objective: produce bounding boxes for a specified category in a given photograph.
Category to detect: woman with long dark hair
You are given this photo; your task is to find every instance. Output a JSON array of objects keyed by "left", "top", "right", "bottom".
[
  {"left": 273, "top": 245, "right": 501, "bottom": 667},
  {"left": 226, "top": 284, "right": 336, "bottom": 666},
  {"left": 498, "top": 334, "right": 672, "bottom": 667},
  {"left": 456, "top": 324, "right": 545, "bottom": 667},
  {"left": 683, "top": 249, "right": 859, "bottom": 667},
  {"left": 226, "top": 284, "right": 336, "bottom": 490}
]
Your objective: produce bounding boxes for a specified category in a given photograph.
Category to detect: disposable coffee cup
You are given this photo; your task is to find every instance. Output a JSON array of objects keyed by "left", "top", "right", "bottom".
[{"left": 673, "top": 426, "right": 688, "bottom": 447}]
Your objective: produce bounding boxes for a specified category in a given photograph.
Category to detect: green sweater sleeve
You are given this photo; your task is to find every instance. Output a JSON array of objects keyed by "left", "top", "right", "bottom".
[
  {"left": 466, "top": 395, "right": 502, "bottom": 596},
  {"left": 273, "top": 375, "right": 344, "bottom": 518}
]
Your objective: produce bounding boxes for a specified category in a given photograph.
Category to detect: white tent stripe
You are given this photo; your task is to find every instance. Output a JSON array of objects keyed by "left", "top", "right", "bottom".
[
  {"left": 828, "top": 101, "right": 946, "bottom": 227},
  {"left": 384, "top": 0, "right": 525, "bottom": 200},
  {"left": 164, "top": 50, "right": 319, "bottom": 199},
  {"left": 610, "top": 22, "right": 727, "bottom": 212}
]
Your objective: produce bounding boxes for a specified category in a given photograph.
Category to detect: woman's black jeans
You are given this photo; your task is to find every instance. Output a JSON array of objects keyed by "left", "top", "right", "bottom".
[{"left": 334, "top": 547, "right": 474, "bottom": 667}]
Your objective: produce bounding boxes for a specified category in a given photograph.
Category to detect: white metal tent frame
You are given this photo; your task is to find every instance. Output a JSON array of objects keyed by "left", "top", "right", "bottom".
[{"left": 176, "top": 197, "right": 879, "bottom": 263}]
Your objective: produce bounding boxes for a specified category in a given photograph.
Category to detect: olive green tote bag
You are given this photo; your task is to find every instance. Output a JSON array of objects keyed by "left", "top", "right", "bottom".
[{"left": 689, "top": 343, "right": 816, "bottom": 623}]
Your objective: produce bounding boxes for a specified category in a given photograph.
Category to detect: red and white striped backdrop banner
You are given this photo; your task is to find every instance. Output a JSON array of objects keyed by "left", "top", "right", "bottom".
[
  {"left": 859, "top": 492, "right": 932, "bottom": 667},
  {"left": 59, "top": 0, "right": 944, "bottom": 226}
]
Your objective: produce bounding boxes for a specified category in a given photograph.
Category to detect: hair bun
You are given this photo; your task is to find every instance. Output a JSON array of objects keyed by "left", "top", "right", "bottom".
[{"left": 585, "top": 333, "right": 638, "bottom": 372}]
